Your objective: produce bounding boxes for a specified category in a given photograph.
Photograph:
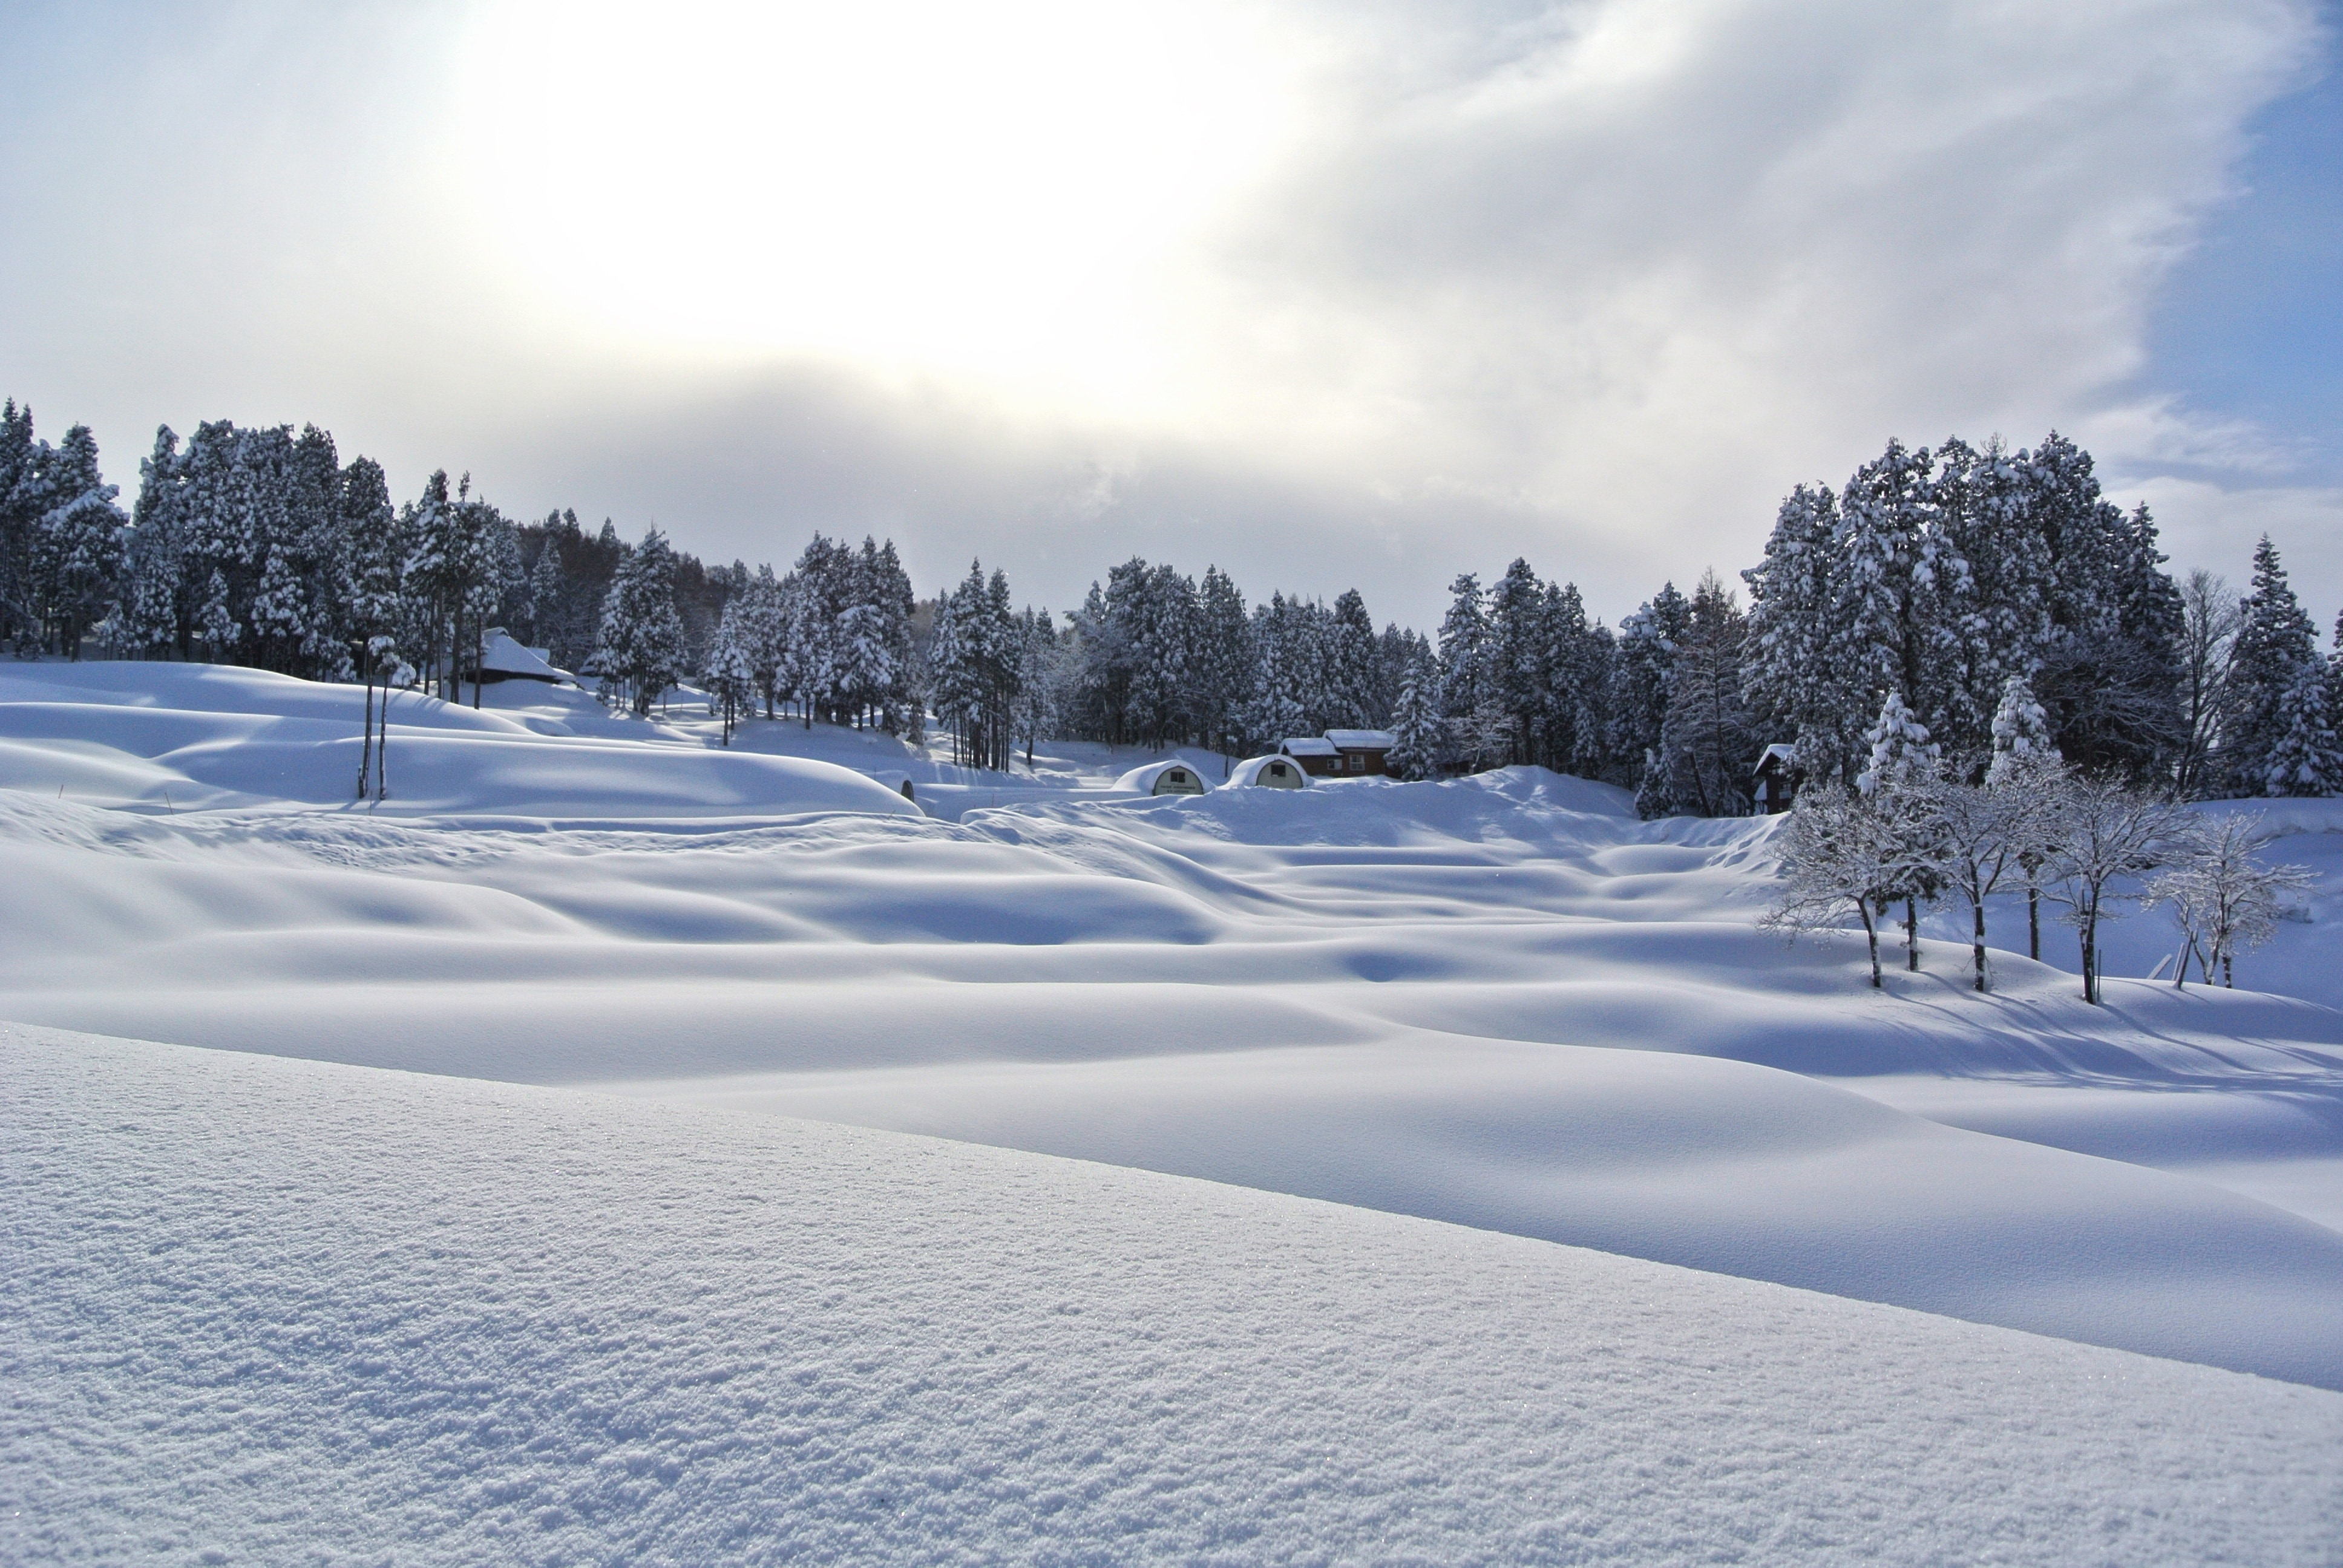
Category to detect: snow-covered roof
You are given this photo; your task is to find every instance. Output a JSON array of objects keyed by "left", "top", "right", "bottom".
[
  {"left": 479, "top": 629, "right": 571, "bottom": 683},
  {"left": 1754, "top": 742, "right": 1797, "bottom": 771},
  {"left": 1228, "top": 754, "right": 1310, "bottom": 788},
  {"left": 1324, "top": 730, "right": 1397, "bottom": 751},
  {"left": 1113, "top": 760, "right": 1210, "bottom": 795},
  {"left": 1279, "top": 736, "right": 1339, "bottom": 757}
]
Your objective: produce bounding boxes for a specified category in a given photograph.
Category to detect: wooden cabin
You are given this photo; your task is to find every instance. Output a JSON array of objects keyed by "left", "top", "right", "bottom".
[
  {"left": 1277, "top": 736, "right": 1341, "bottom": 777},
  {"left": 1753, "top": 743, "right": 1798, "bottom": 814},
  {"left": 1323, "top": 730, "right": 1397, "bottom": 776}
]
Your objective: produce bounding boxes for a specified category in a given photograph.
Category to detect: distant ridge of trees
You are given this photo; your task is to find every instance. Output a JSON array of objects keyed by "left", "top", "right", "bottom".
[{"left": 1, "top": 395, "right": 2336, "bottom": 799}]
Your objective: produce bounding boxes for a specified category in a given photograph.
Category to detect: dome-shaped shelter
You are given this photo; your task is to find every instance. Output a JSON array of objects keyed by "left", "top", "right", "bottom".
[
  {"left": 1227, "top": 755, "right": 1308, "bottom": 789},
  {"left": 1115, "top": 760, "right": 1210, "bottom": 796}
]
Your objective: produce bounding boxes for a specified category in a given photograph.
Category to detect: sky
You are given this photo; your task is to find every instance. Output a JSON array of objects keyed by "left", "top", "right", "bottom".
[{"left": 1, "top": 0, "right": 2336, "bottom": 633}]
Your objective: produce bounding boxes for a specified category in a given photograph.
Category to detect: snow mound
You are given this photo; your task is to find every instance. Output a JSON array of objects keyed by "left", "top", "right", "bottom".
[
  {"left": 6, "top": 1022, "right": 2339, "bottom": 1566},
  {"left": 0, "top": 662, "right": 919, "bottom": 821}
]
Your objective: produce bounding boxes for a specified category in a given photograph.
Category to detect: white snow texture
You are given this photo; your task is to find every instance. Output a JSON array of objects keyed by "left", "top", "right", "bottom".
[{"left": 5, "top": 661, "right": 2343, "bottom": 1560}]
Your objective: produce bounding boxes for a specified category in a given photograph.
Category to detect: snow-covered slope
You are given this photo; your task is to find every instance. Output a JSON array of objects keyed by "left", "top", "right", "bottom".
[
  {"left": 7, "top": 1023, "right": 2339, "bottom": 1566},
  {"left": 5, "top": 664, "right": 2342, "bottom": 1397},
  {"left": 0, "top": 662, "right": 919, "bottom": 820}
]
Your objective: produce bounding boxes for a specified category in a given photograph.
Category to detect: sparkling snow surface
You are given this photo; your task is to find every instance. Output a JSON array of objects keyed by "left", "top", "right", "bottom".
[
  {"left": 5, "top": 663, "right": 2343, "bottom": 1402},
  {"left": 7, "top": 1024, "right": 2341, "bottom": 1566}
]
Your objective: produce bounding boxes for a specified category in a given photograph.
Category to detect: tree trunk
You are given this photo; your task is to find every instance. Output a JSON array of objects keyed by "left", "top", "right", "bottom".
[
  {"left": 1904, "top": 898, "right": 1919, "bottom": 971},
  {"left": 473, "top": 624, "right": 483, "bottom": 709},
  {"left": 2028, "top": 887, "right": 2040, "bottom": 960},
  {"left": 1861, "top": 899, "right": 1882, "bottom": 989},
  {"left": 2080, "top": 898, "right": 2099, "bottom": 1004},
  {"left": 358, "top": 675, "right": 374, "bottom": 800},
  {"left": 1971, "top": 900, "right": 1988, "bottom": 993}
]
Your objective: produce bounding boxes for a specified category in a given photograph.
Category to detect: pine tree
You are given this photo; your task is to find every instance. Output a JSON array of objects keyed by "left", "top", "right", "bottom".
[
  {"left": 1437, "top": 573, "right": 1492, "bottom": 719},
  {"left": 1486, "top": 558, "right": 1547, "bottom": 765},
  {"left": 1857, "top": 690, "right": 1944, "bottom": 970},
  {"left": 1985, "top": 675, "right": 2054, "bottom": 785},
  {"left": 1192, "top": 566, "right": 1253, "bottom": 768},
  {"left": 1326, "top": 588, "right": 1381, "bottom": 730},
  {"left": 1611, "top": 583, "right": 1686, "bottom": 811},
  {"left": 30, "top": 424, "right": 126, "bottom": 657},
  {"left": 2262, "top": 656, "right": 2342, "bottom": 797},
  {"left": 704, "top": 597, "right": 756, "bottom": 745},
  {"left": 596, "top": 526, "right": 687, "bottom": 716},
  {"left": 1386, "top": 662, "right": 1444, "bottom": 781},
  {"left": 1656, "top": 570, "right": 1755, "bottom": 816},
  {"left": 1743, "top": 483, "right": 1846, "bottom": 781},
  {"left": 2223, "top": 535, "right": 2323, "bottom": 795}
]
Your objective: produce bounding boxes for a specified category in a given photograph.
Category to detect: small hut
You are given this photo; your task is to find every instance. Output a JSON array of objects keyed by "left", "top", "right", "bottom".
[
  {"left": 1115, "top": 760, "right": 1210, "bottom": 797},
  {"left": 1228, "top": 755, "right": 1308, "bottom": 789},
  {"left": 1752, "top": 743, "right": 1798, "bottom": 814},
  {"left": 1276, "top": 736, "right": 1342, "bottom": 778},
  {"left": 476, "top": 629, "right": 576, "bottom": 687},
  {"left": 1323, "top": 729, "right": 1397, "bottom": 776}
]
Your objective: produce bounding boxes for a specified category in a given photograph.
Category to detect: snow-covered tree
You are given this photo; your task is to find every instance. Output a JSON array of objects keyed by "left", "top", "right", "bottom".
[
  {"left": 1656, "top": 570, "right": 1755, "bottom": 817},
  {"left": 1856, "top": 690, "right": 1944, "bottom": 971},
  {"left": 30, "top": 423, "right": 126, "bottom": 658},
  {"left": 1384, "top": 661, "right": 1445, "bottom": 782},
  {"left": 1437, "top": 572, "right": 1492, "bottom": 720},
  {"left": 2150, "top": 813, "right": 2315, "bottom": 988},
  {"left": 2261, "top": 656, "right": 2343, "bottom": 797},
  {"left": 2219, "top": 537, "right": 2319, "bottom": 795},
  {"left": 2043, "top": 775, "right": 2188, "bottom": 1005},
  {"left": 704, "top": 596, "right": 756, "bottom": 745},
  {"left": 597, "top": 526, "right": 687, "bottom": 716},
  {"left": 1763, "top": 783, "right": 1902, "bottom": 989}
]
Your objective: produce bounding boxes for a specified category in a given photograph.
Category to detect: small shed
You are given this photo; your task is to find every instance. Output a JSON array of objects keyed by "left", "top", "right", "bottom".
[
  {"left": 1115, "top": 760, "right": 1210, "bottom": 797},
  {"left": 1277, "top": 735, "right": 1342, "bottom": 778},
  {"left": 1228, "top": 755, "right": 1308, "bottom": 789},
  {"left": 1323, "top": 729, "right": 1397, "bottom": 777},
  {"left": 1753, "top": 743, "right": 1798, "bottom": 814},
  {"left": 477, "top": 628, "right": 575, "bottom": 686}
]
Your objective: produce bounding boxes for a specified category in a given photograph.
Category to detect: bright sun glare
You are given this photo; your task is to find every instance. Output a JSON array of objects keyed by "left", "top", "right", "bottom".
[{"left": 453, "top": 1, "right": 1304, "bottom": 409}]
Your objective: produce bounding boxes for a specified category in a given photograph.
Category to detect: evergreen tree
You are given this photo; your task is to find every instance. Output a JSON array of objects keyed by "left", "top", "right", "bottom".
[
  {"left": 1984, "top": 675, "right": 2054, "bottom": 786},
  {"left": 30, "top": 423, "right": 126, "bottom": 657},
  {"left": 2261, "top": 656, "right": 2343, "bottom": 797},
  {"left": 1742, "top": 482, "right": 1845, "bottom": 781},
  {"left": 1385, "top": 661, "right": 1444, "bottom": 781},
  {"left": 1192, "top": 566, "right": 1253, "bottom": 766},
  {"left": 1326, "top": 588, "right": 1381, "bottom": 730},
  {"left": 1486, "top": 558, "right": 1547, "bottom": 765},
  {"left": 1436, "top": 573, "right": 1492, "bottom": 719},
  {"left": 1656, "top": 570, "right": 1755, "bottom": 816},
  {"left": 1611, "top": 582, "right": 1687, "bottom": 809},
  {"left": 704, "top": 596, "right": 756, "bottom": 745},
  {"left": 2223, "top": 535, "right": 2323, "bottom": 795},
  {"left": 596, "top": 526, "right": 687, "bottom": 716}
]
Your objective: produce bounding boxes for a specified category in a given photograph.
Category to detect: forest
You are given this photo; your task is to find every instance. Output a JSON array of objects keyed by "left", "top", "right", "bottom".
[{"left": 1, "top": 399, "right": 2336, "bottom": 809}]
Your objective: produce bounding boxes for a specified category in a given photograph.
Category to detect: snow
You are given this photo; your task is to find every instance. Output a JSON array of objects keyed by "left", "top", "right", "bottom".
[
  {"left": 0, "top": 661, "right": 920, "bottom": 821},
  {"left": 7, "top": 661, "right": 2343, "bottom": 1549},
  {"left": 1225, "top": 753, "right": 1309, "bottom": 786},
  {"left": 7, "top": 1021, "right": 2341, "bottom": 1566}
]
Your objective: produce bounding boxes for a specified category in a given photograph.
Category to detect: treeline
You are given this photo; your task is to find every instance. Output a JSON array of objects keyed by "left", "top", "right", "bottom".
[{"left": 2, "top": 397, "right": 2336, "bottom": 802}]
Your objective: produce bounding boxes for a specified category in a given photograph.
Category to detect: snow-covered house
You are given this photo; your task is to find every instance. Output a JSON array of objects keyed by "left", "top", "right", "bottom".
[
  {"left": 1753, "top": 743, "right": 1798, "bottom": 814},
  {"left": 1277, "top": 736, "right": 1342, "bottom": 777},
  {"left": 1115, "top": 760, "right": 1210, "bottom": 797},
  {"left": 1323, "top": 729, "right": 1397, "bottom": 776},
  {"left": 476, "top": 629, "right": 577, "bottom": 687},
  {"left": 1227, "top": 755, "right": 1308, "bottom": 789}
]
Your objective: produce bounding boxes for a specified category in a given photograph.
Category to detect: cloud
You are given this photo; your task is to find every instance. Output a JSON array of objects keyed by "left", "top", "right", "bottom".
[{"left": 0, "top": 0, "right": 2325, "bottom": 628}]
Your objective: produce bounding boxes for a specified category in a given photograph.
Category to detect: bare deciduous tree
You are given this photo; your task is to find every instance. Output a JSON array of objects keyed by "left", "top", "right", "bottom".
[
  {"left": 1763, "top": 783, "right": 1901, "bottom": 988},
  {"left": 2150, "top": 812, "right": 2313, "bottom": 988}
]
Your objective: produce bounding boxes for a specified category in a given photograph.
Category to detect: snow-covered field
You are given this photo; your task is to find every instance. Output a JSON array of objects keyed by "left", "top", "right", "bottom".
[{"left": 5, "top": 661, "right": 2342, "bottom": 1559}]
